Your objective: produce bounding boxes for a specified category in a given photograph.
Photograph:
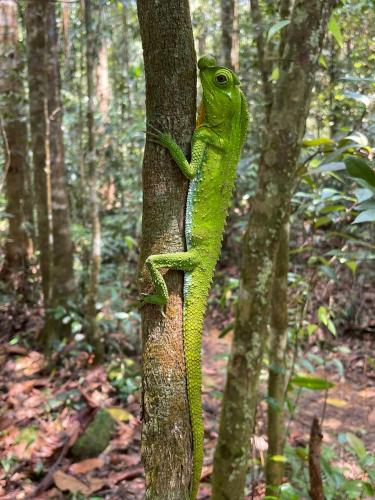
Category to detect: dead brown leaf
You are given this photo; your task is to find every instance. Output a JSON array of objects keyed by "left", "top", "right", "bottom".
[
  {"left": 68, "top": 457, "right": 104, "bottom": 475},
  {"left": 53, "top": 470, "right": 105, "bottom": 495}
]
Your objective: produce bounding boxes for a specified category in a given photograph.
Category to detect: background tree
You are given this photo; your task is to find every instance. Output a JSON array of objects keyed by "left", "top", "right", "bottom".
[
  {"left": 0, "top": 0, "right": 30, "bottom": 287},
  {"left": 25, "top": 0, "right": 74, "bottom": 348},
  {"left": 212, "top": 1, "right": 337, "bottom": 498},
  {"left": 137, "top": 0, "right": 197, "bottom": 497}
]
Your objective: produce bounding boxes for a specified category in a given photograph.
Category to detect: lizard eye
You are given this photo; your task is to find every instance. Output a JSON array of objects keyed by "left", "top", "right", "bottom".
[{"left": 215, "top": 73, "right": 229, "bottom": 86}]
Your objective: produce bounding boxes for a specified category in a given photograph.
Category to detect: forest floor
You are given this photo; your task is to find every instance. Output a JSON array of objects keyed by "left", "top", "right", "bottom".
[{"left": 0, "top": 316, "right": 374, "bottom": 499}]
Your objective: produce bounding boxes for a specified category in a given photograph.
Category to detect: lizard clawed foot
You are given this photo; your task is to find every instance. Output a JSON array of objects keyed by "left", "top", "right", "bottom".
[
  {"left": 139, "top": 293, "right": 167, "bottom": 317},
  {"left": 145, "top": 123, "right": 173, "bottom": 148}
]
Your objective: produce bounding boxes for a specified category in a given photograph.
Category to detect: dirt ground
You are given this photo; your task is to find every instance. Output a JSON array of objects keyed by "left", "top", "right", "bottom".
[{"left": 0, "top": 320, "right": 374, "bottom": 499}]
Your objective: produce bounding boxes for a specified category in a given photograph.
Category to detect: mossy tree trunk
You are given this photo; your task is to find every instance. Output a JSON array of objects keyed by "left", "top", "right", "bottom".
[
  {"left": 212, "top": 1, "right": 336, "bottom": 498},
  {"left": 137, "top": 0, "right": 196, "bottom": 497},
  {"left": 266, "top": 221, "right": 289, "bottom": 495},
  {"left": 0, "top": 0, "right": 30, "bottom": 287}
]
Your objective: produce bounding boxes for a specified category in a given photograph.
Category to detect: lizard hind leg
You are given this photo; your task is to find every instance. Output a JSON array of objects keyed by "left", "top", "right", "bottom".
[{"left": 143, "top": 250, "right": 199, "bottom": 306}]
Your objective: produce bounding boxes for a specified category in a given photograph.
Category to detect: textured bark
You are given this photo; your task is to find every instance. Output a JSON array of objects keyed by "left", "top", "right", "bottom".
[
  {"left": 46, "top": 2, "right": 75, "bottom": 339},
  {"left": 265, "top": 221, "right": 289, "bottom": 495},
  {"left": 84, "top": 0, "right": 103, "bottom": 360},
  {"left": 137, "top": 0, "right": 196, "bottom": 497},
  {"left": 221, "top": 0, "right": 239, "bottom": 71},
  {"left": 0, "top": 0, "right": 30, "bottom": 284},
  {"left": 250, "top": 0, "right": 273, "bottom": 121},
  {"left": 25, "top": 1, "right": 52, "bottom": 304},
  {"left": 212, "top": 2, "right": 336, "bottom": 498},
  {"left": 25, "top": 0, "right": 75, "bottom": 347},
  {"left": 309, "top": 417, "right": 324, "bottom": 500}
]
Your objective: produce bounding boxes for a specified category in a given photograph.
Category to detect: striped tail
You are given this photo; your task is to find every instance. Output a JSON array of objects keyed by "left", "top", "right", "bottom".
[{"left": 183, "top": 268, "right": 212, "bottom": 499}]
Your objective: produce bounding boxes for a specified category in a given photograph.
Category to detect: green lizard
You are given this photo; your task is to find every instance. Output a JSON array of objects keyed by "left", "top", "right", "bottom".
[{"left": 143, "top": 55, "right": 248, "bottom": 499}]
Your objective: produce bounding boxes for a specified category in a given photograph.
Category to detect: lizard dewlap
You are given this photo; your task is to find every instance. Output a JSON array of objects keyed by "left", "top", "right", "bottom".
[{"left": 143, "top": 55, "right": 249, "bottom": 499}]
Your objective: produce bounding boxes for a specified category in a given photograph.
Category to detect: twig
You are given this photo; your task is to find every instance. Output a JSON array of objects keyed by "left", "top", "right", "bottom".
[{"left": 33, "top": 435, "right": 71, "bottom": 496}]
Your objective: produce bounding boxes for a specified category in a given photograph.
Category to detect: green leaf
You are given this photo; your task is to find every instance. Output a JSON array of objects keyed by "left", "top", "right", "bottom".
[
  {"left": 328, "top": 14, "right": 343, "bottom": 48},
  {"left": 319, "top": 54, "right": 328, "bottom": 69},
  {"left": 303, "top": 137, "right": 334, "bottom": 147},
  {"left": 270, "top": 454, "right": 287, "bottom": 462},
  {"left": 313, "top": 162, "right": 346, "bottom": 173},
  {"left": 344, "top": 91, "right": 372, "bottom": 107},
  {"left": 345, "top": 156, "right": 375, "bottom": 190},
  {"left": 346, "top": 433, "right": 366, "bottom": 460},
  {"left": 354, "top": 188, "right": 374, "bottom": 204},
  {"left": 291, "top": 375, "right": 334, "bottom": 390},
  {"left": 352, "top": 209, "right": 375, "bottom": 224},
  {"left": 267, "top": 19, "right": 290, "bottom": 42}
]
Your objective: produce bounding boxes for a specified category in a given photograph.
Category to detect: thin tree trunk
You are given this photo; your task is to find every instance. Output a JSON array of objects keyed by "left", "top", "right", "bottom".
[
  {"left": 46, "top": 2, "right": 75, "bottom": 340},
  {"left": 137, "top": 0, "right": 196, "bottom": 496},
  {"left": 0, "top": 0, "right": 30, "bottom": 286},
  {"left": 265, "top": 220, "right": 289, "bottom": 495},
  {"left": 212, "top": 2, "right": 336, "bottom": 498},
  {"left": 221, "top": 0, "right": 239, "bottom": 71},
  {"left": 84, "top": 0, "right": 103, "bottom": 360}
]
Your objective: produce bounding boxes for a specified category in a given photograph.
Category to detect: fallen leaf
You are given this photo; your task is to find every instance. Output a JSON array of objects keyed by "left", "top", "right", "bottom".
[
  {"left": 106, "top": 407, "right": 133, "bottom": 422},
  {"left": 53, "top": 470, "right": 105, "bottom": 495},
  {"left": 69, "top": 457, "right": 104, "bottom": 475},
  {"left": 326, "top": 398, "right": 348, "bottom": 408}
]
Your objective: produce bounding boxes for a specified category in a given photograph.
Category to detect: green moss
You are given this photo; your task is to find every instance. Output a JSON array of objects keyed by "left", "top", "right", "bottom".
[{"left": 71, "top": 409, "right": 115, "bottom": 459}]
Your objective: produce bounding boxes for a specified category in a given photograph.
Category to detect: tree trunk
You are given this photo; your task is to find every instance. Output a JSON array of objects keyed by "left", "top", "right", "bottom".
[
  {"left": 0, "top": 0, "right": 30, "bottom": 287},
  {"left": 221, "top": 0, "right": 239, "bottom": 71},
  {"left": 265, "top": 221, "right": 289, "bottom": 495},
  {"left": 84, "top": 0, "right": 103, "bottom": 360},
  {"left": 25, "top": 1, "right": 52, "bottom": 306},
  {"left": 25, "top": 0, "right": 75, "bottom": 349},
  {"left": 137, "top": 0, "right": 196, "bottom": 497},
  {"left": 212, "top": 2, "right": 336, "bottom": 498},
  {"left": 46, "top": 2, "right": 75, "bottom": 340}
]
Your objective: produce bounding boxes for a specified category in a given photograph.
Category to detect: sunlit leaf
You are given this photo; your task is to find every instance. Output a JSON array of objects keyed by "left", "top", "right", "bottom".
[
  {"left": 326, "top": 398, "right": 347, "bottom": 408},
  {"left": 303, "top": 137, "right": 334, "bottom": 147},
  {"left": 328, "top": 14, "right": 343, "bottom": 48},
  {"left": 291, "top": 375, "right": 334, "bottom": 390}
]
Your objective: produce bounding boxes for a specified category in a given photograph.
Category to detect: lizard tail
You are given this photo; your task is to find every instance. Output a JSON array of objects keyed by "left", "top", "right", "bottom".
[{"left": 183, "top": 269, "right": 212, "bottom": 500}]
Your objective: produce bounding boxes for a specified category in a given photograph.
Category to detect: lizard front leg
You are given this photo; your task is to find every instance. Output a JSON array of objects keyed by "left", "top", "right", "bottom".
[{"left": 142, "top": 250, "right": 199, "bottom": 305}]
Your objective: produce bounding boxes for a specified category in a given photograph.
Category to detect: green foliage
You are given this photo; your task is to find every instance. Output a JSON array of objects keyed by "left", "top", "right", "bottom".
[{"left": 283, "top": 435, "right": 375, "bottom": 499}]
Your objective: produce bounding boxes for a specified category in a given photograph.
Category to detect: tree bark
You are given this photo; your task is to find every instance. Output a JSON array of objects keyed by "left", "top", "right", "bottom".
[
  {"left": 265, "top": 221, "right": 289, "bottom": 495},
  {"left": 25, "top": 1, "right": 52, "bottom": 306},
  {"left": 25, "top": 0, "right": 75, "bottom": 348},
  {"left": 84, "top": 0, "right": 103, "bottom": 360},
  {"left": 0, "top": 0, "right": 30, "bottom": 286},
  {"left": 212, "top": 2, "right": 336, "bottom": 498},
  {"left": 46, "top": 2, "right": 75, "bottom": 339},
  {"left": 221, "top": 0, "right": 239, "bottom": 71},
  {"left": 137, "top": 0, "right": 196, "bottom": 497}
]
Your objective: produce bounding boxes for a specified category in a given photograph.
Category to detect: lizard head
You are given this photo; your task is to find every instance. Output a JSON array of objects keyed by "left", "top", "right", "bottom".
[{"left": 197, "top": 55, "right": 242, "bottom": 129}]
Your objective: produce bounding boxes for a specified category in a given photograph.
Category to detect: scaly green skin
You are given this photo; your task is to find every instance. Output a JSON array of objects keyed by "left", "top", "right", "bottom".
[{"left": 143, "top": 55, "right": 249, "bottom": 499}]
